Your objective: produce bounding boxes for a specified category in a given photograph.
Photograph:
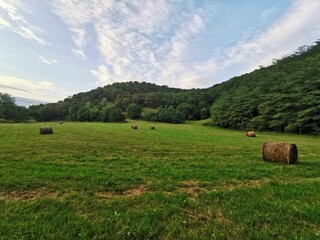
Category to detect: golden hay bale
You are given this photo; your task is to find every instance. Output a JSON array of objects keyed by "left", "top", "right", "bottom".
[
  {"left": 131, "top": 125, "right": 138, "bottom": 129},
  {"left": 59, "top": 121, "right": 64, "bottom": 124},
  {"left": 246, "top": 131, "right": 256, "bottom": 137},
  {"left": 149, "top": 125, "right": 155, "bottom": 130},
  {"left": 262, "top": 142, "right": 298, "bottom": 164},
  {"left": 39, "top": 126, "right": 53, "bottom": 135}
]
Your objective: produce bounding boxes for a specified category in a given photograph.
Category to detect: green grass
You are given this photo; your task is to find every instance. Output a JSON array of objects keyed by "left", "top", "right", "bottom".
[{"left": 0, "top": 121, "right": 319, "bottom": 239}]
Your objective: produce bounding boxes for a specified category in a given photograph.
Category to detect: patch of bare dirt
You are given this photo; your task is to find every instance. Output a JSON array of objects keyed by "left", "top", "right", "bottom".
[
  {"left": 217, "top": 177, "right": 320, "bottom": 192},
  {"left": 123, "top": 184, "right": 147, "bottom": 196},
  {"left": 175, "top": 179, "right": 269, "bottom": 197},
  {"left": 177, "top": 180, "right": 209, "bottom": 197},
  {"left": 97, "top": 185, "right": 147, "bottom": 198},
  {"left": 218, "top": 179, "right": 268, "bottom": 191},
  {"left": 0, "top": 189, "right": 58, "bottom": 201},
  {"left": 215, "top": 210, "right": 231, "bottom": 224}
]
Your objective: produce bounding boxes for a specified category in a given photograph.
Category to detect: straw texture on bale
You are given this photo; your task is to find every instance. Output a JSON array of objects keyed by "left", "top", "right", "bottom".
[
  {"left": 59, "top": 121, "right": 64, "bottom": 124},
  {"left": 149, "top": 125, "right": 155, "bottom": 130},
  {"left": 131, "top": 125, "right": 138, "bottom": 129},
  {"left": 262, "top": 142, "right": 298, "bottom": 164},
  {"left": 246, "top": 131, "right": 256, "bottom": 137},
  {"left": 39, "top": 126, "right": 53, "bottom": 135}
]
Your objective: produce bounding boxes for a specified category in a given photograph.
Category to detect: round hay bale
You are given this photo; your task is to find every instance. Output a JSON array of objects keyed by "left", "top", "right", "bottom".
[
  {"left": 246, "top": 131, "right": 256, "bottom": 137},
  {"left": 39, "top": 126, "right": 53, "bottom": 135},
  {"left": 149, "top": 125, "right": 155, "bottom": 130},
  {"left": 131, "top": 125, "right": 138, "bottom": 129},
  {"left": 262, "top": 142, "right": 298, "bottom": 164},
  {"left": 59, "top": 121, "right": 64, "bottom": 124}
]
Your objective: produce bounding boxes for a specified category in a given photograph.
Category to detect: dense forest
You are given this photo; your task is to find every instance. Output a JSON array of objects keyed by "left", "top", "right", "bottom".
[
  {"left": 31, "top": 82, "right": 214, "bottom": 123},
  {"left": 210, "top": 40, "right": 320, "bottom": 134},
  {"left": 1, "top": 40, "right": 320, "bottom": 134}
]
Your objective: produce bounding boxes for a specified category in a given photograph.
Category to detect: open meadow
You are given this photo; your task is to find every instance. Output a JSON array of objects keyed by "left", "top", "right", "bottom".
[{"left": 0, "top": 121, "right": 319, "bottom": 239}]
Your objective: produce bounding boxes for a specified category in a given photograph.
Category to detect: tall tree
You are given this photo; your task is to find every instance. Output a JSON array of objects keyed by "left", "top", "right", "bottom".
[
  {"left": 127, "top": 103, "right": 141, "bottom": 119},
  {"left": 0, "top": 93, "right": 29, "bottom": 122},
  {"left": 0, "top": 93, "right": 17, "bottom": 120}
]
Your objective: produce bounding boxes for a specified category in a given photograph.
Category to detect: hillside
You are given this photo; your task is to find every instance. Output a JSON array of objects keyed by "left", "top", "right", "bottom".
[
  {"left": 210, "top": 40, "right": 320, "bottom": 134},
  {"left": 28, "top": 81, "right": 215, "bottom": 123}
]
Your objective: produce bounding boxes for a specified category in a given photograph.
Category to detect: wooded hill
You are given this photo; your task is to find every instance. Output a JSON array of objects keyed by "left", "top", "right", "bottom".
[
  {"left": 1, "top": 40, "right": 320, "bottom": 134},
  {"left": 27, "top": 81, "right": 215, "bottom": 124},
  {"left": 210, "top": 40, "right": 320, "bottom": 134}
]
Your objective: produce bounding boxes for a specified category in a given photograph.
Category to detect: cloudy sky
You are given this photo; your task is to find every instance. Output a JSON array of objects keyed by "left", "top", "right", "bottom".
[{"left": 1, "top": 0, "right": 320, "bottom": 104}]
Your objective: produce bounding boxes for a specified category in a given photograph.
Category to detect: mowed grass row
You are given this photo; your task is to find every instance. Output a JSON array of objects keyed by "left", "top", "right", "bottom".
[{"left": 0, "top": 121, "right": 319, "bottom": 239}]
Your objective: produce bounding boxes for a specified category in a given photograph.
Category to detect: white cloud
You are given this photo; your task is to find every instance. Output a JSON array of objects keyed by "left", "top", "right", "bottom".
[
  {"left": 0, "top": 0, "right": 48, "bottom": 45},
  {"left": 71, "top": 27, "right": 86, "bottom": 48},
  {"left": 38, "top": 56, "right": 58, "bottom": 65},
  {"left": 51, "top": 0, "right": 214, "bottom": 88},
  {"left": 0, "top": 75, "right": 60, "bottom": 102},
  {"left": 234, "top": 0, "right": 320, "bottom": 71},
  {"left": 72, "top": 48, "right": 87, "bottom": 61},
  {"left": 51, "top": 0, "right": 116, "bottom": 60},
  {"left": 189, "top": 0, "right": 320, "bottom": 84},
  {"left": 91, "top": 65, "right": 112, "bottom": 85},
  {"left": 260, "top": 7, "right": 278, "bottom": 21},
  {"left": 0, "top": 17, "right": 11, "bottom": 28},
  {"left": 179, "top": 76, "right": 209, "bottom": 89},
  {"left": 16, "top": 26, "right": 48, "bottom": 45},
  {"left": 51, "top": 0, "right": 320, "bottom": 89},
  {"left": 168, "top": 13, "right": 205, "bottom": 59},
  {"left": 70, "top": 27, "right": 88, "bottom": 60},
  {"left": 0, "top": 0, "right": 22, "bottom": 20}
]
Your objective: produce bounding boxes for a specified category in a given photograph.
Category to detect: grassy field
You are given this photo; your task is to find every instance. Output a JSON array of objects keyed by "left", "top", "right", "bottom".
[{"left": 0, "top": 121, "right": 319, "bottom": 239}]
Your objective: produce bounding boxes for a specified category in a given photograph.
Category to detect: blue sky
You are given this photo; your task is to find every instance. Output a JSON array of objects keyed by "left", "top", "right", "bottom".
[{"left": 1, "top": 0, "right": 320, "bottom": 104}]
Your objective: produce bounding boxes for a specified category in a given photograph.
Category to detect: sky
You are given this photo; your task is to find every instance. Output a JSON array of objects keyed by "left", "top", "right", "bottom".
[{"left": 1, "top": 0, "right": 320, "bottom": 105}]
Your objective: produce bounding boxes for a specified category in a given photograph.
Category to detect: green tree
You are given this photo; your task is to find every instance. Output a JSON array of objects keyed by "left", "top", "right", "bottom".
[
  {"left": 156, "top": 106, "right": 185, "bottom": 123},
  {"left": 199, "top": 107, "right": 210, "bottom": 119},
  {"left": 15, "top": 106, "right": 29, "bottom": 121},
  {"left": 0, "top": 93, "right": 29, "bottom": 122},
  {"left": 68, "top": 102, "right": 81, "bottom": 121},
  {"left": 0, "top": 93, "right": 17, "bottom": 120},
  {"left": 38, "top": 104, "right": 59, "bottom": 121},
  {"left": 101, "top": 97, "right": 108, "bottom": 108},
  {"left": 177, "top": 103, "right": 197, "bottom": 120},
  {"left": 109, "top": 107, "right": 125, "bottom": 122},
  {"left": 101, "top": 106, "right": 112, "bottom": 122},
  {"left": 101, "top": 106, "right": 125, "bottom": 122},
  {"left": 127, "top": 103, "right": 141, "bottom": 119},
  {"left": 76, "top": 104, "right": 91, "bottom": 121}
]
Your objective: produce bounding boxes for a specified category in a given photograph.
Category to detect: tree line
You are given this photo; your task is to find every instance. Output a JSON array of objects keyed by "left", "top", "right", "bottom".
[
  {"left": 1, "top": 41, "right": 320, "bottom": 134},
  {"left": 210, "top": 40, "right": 320, "bottom": 134},
  {"left": 2, "top": 81, "right": 214, "bottom": 124}
]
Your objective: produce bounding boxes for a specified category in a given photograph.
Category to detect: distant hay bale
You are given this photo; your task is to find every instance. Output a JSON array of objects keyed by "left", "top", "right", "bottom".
[
  {"left": 59, "top": 121, "right": 63, "bottom": 124},
  {"left": 149, "top": 125, "right": 155, "bottom": 130},
  {"left": 246, "top": 131, "right": 256, "bottom": 137},
  {"left": 262, "top": 142, "right": 298, "bottom": 164},
  {"left": 131, "top": 125, "right": 138, "bottom": 129},
  {"left": 39, "top": 126, "right": 53, "bottom": 135}
]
